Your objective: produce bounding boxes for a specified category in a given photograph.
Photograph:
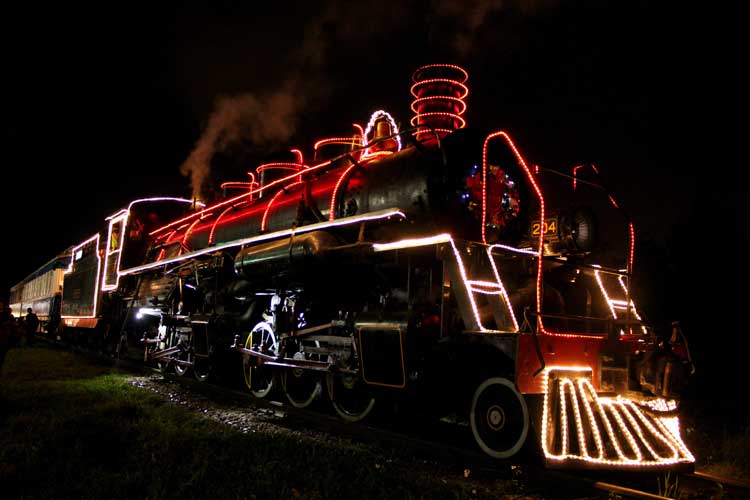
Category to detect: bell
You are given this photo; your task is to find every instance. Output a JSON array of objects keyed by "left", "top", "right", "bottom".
[{"left": 369, "top": 118, "right": 398, "bottom": 153}]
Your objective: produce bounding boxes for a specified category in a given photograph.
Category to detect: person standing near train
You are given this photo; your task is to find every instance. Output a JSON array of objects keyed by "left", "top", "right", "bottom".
[{"left": 24, "top": 307, "right": 39, "bottom": 347}]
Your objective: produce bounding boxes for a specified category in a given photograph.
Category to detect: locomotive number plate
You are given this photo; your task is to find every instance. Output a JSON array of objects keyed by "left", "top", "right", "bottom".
[{"left": 531, "top": 217, "right": 559, "bottom": 240}]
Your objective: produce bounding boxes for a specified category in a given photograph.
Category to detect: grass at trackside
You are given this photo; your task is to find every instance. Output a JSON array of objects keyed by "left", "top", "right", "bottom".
[
  {"left": 0, "top": 347, "right": 524, "bottom": 500},
  {"left": 682, "top": 412, "right": 750, "bottom": 482},
  {"left": 2, "top": 347, "right": 747, "bottom": 500}
]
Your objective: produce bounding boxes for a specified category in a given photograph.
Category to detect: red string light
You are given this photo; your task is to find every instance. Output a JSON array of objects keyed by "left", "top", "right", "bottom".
[
  {"left": 260, "top": 181, "right": 303, "bottom": 232},
  {"left": 290, "top": 148, "right": 303, "bottom": 164},
  {"left": 220, "top": 181, "right": 260, "bottom": 191},
  {"left": 314, "top": 137, "right": 362, "bottom": 152},
  {"left": 209, "top": 203, "right": 247, "bottom": 245},
  {"left": 329, "top": 164, "right": 359, "bottom": 221},
  {"left": 482, "top": 131, "right": 546, "bottom": 331}
]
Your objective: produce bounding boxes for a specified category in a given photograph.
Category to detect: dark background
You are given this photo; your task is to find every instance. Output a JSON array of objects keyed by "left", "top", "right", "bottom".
[{"left": 1, "top": 2, "right": 742, "bottom": 427}]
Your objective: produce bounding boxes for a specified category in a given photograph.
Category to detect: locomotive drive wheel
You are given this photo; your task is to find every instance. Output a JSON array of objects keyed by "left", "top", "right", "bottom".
[
  {"left": 243, "top": 322, "right": 278, "bottom": 398},
  {"left": 469, "top": 377, "right": 529, "bottom": 458},
  {"left": 281, "top": 352, "right": 323, "bottom": 409},
  {"left": 327, "top": 372, "right": 376, "bottom": 422}
]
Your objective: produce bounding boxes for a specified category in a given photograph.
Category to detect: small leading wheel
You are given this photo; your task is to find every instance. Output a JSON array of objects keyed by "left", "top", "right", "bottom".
[
  {"left": 243, "top": 322, "right": 278, "bottom": 398},
  {"left": 281, "top": 352, "right": 323, "bottom": 408},
  {"left": 469, "top": 377, "right": 529, "bottom": 459},
  {"left": 327, "top": 372, "right": 375, "bottom": 422}
]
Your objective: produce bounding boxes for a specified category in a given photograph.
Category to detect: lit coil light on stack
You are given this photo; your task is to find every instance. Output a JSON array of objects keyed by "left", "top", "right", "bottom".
[{"left": 411, "top": 64, "right": 468, "bottom": 140}]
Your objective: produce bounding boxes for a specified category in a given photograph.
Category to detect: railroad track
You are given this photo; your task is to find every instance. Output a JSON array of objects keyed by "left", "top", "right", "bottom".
[
  {"left": 679, "top": 471, "right": 750, "bottom": 499},
  {"left": 554, "top": 468, "right": 750, "bottom": 499},
  {"left": 36, "top": 337, "right": 750, "bottom": 499}
]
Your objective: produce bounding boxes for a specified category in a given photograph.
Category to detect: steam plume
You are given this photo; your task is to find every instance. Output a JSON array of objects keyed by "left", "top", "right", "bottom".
[{"left": 180, "top": 82, "right": 300, "bottom": 201}]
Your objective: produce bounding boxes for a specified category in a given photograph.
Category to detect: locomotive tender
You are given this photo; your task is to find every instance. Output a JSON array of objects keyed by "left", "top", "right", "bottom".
[{"left": 29, "top": 64, "right": 693, "bottom": 468}]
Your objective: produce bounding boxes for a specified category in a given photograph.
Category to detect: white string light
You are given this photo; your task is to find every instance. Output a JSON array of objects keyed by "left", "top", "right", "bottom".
[{"left": 540, "top": 367, "right": 694, "bottom": 467}]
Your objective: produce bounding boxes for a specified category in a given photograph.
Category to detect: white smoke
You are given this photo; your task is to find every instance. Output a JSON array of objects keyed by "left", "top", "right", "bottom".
[{"left": 179, "top": 83, "right": 300, "bottom": 201}]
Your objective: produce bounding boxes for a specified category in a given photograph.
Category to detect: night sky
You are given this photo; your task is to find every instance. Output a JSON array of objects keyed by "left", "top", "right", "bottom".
[{"left": 1, "top": 2, "right": 743, "bottom": 421}]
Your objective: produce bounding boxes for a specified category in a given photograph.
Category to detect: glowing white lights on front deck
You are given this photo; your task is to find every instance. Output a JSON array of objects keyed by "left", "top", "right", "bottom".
[{"left": 541, "top": 366, "right": 694, "bottom": 467}]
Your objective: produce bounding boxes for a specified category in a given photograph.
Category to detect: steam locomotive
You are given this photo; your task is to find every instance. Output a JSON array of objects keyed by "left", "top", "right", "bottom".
[{"left": 14, "top": 64, "right": 694, "bottom": 469}]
